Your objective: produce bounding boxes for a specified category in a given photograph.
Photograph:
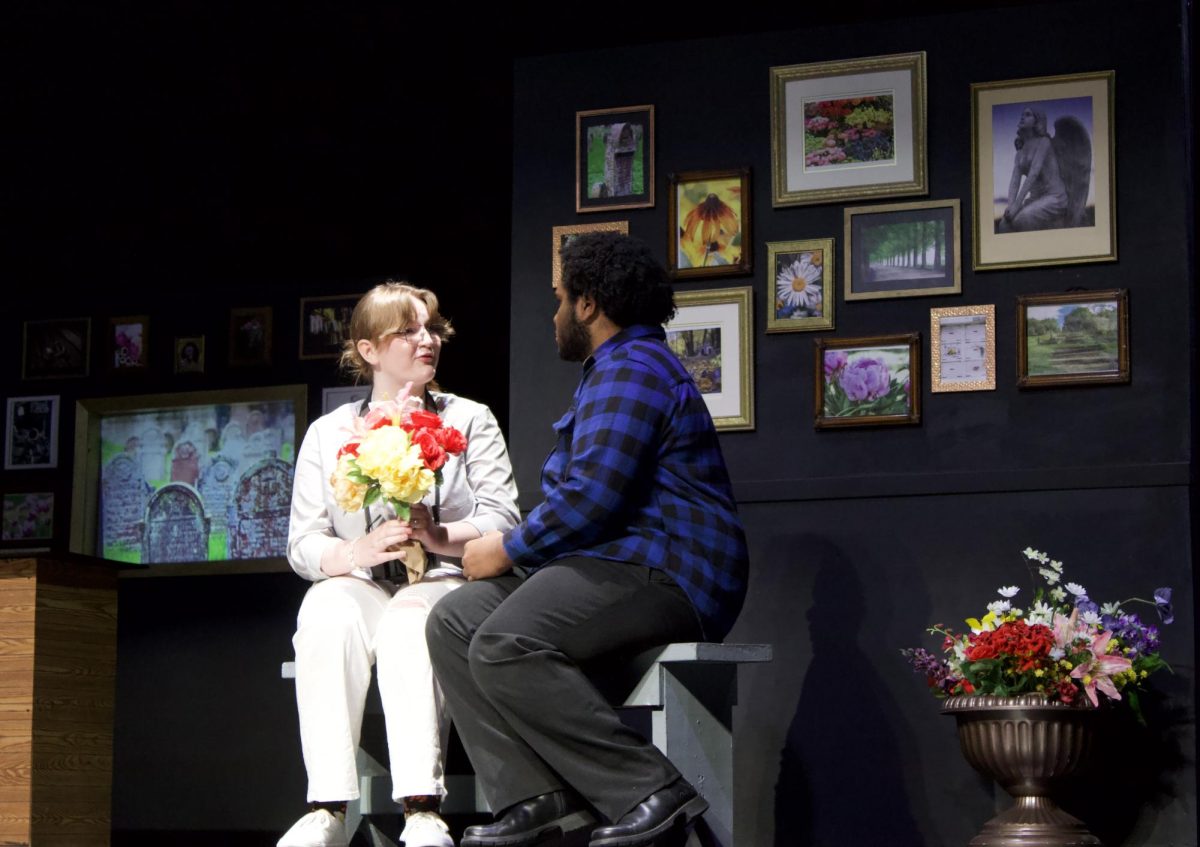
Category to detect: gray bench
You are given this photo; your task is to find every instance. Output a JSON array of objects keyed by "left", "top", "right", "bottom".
[{"left": 282, "top": 641, "right": 771, "bottom": 847}]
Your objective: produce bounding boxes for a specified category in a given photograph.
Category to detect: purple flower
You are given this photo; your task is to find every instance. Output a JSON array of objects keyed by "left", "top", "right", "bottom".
[
  {"left": 838, "top": 357, "right": 891, "bottom": 402},
  {"left": 1154, "top": 587, "right": 1174, "bottom": 625},
  {"left": 1105, "top": 613, "right": 1161, "bottom": 659},
  {"left": 901, "top": 647, "right": 955, "bottom": 693},
  {"left": 824, "top": 350, "right": 848, "bottom": 377}
]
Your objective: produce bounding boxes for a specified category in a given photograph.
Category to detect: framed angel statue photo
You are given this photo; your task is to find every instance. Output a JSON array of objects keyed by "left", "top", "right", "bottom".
[{"left": 971, "top": 71, "right": 1116, "bottom": 270}]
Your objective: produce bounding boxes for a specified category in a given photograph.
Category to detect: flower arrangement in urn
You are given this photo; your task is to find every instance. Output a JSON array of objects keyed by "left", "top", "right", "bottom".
[{"left": 904, "top": 547, "right": 1172, "bottom": 717}]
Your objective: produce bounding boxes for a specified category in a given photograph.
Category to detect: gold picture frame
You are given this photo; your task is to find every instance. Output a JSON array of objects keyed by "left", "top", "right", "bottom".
[
  {"left": 971, "top": 71, "right": 1116, "bottom": 270},
  {"left": 930, "top": 305, "right": 996, "bottom": 393},
  {"left": 665, "top": 287, "right": 754, "bottom": 431},
  {"left": 844, "top": 199, "right": 961, "bottom": 301},
  {"left": 551, "top": 221, "right": 629, "bottom": 288},
  {"left": 770, "top": 52, "right": 927, "bottom": 207},
  {"left": 765, "top": 238, "right": 835, "bottom": 333}
]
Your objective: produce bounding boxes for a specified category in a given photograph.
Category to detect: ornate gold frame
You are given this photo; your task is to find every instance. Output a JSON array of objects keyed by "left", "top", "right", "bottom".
[
  {"left": 550, "top": 221, "right": 629, "bottom": 288},
  {"left": 929, "top": 305, "right": 996, "bottom": 393}
]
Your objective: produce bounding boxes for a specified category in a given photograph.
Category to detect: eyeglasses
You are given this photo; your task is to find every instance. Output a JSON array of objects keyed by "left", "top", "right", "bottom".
[{"left": 389, "top": 323, "right": 447, "bottom": 344}]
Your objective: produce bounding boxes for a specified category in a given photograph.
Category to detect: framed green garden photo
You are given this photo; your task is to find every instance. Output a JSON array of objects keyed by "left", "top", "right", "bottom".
[{"left": 1017, "top": 289, "right": 1129, "bottom": 388}]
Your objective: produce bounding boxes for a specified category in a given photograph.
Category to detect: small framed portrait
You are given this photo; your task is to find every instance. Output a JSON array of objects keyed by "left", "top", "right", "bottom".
[
  {"left": 667, "top": 168, "right": 752, "bottom": 280},
  {"left": 5, "top": 395, "right": 60, "bottom": 470},
  {"left": 576, "top": 105, "right": 655, "bottom": 213},
  {"left": 110, "top": 315, "right": 149, "bottom": 371},
  {"left": 972, "top": 71, "right": 1116, "bottom": 270},
  {"left": 815, "top": 334, "right": 920, "bottom": 429},
  {"left": 844, "top": 199, "right": 961, "bottom": 301},
  {"left": 22, "top": 318, "right": 90, "bottom": 380},
  {"left": 229, "top": 306, "right": 273, "bottom": 367},
  {"left": 322, "top": 385, "right": 371, "bottom": 415},
  {"left": 665, "top": 287, "right": 754, "bottom": 431},
  {"left": 770, "top": 52, "right": 928, "bottom": 207},
  {"left": 766, "top": 238, "right": 835, "bottom": 333},
  {"left": 2, "top": 492, "right": 54, "bottom": 542},
  {"left": 1017, "top": 289, "right": 1129, "bottom": 388},
  {"left": 300, "top": 295, "right": 359, "bottom": 360},
  {"left": 551, "top": 221, "right": 630, "bottom": 288},
  {"left": 930, "top": 305, "right": 996, "bottom": 392},
  {"left": 174, "top": 336, "right": 206, "bottom": 374}
]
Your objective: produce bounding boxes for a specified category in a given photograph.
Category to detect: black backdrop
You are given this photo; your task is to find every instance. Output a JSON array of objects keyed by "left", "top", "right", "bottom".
[{"left": 0, "top": 1, "right": 1194, "bottom": 843}]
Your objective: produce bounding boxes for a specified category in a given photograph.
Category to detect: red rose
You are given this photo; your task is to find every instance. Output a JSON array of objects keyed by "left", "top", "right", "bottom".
[
  {"left": 413, "top": 430, "right": 448, "bottom": 471},
  {"left": 337, "top": 440, "right": 361, "bottom": 458},
  {"left": 409, "top": 410, "right": 443, "bottom": 430},
  {"left": 434, "top": 426, "right": 467, "bottom": 455}
]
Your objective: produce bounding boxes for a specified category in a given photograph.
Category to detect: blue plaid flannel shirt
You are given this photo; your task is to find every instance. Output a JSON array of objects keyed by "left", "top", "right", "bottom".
[{"left": 502, "top": 324, "right": 748, "bottom": 639}]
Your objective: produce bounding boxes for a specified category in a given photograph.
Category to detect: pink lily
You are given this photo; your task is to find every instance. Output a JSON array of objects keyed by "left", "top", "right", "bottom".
[{"left": 1070, "top": 630, "right": 1133, "bottom": 707}]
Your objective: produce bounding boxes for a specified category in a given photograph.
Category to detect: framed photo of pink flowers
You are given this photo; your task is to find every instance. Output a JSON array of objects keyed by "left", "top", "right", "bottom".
[
  {"left": 814, "top": 334, "right": 920, "bottom": 429},
  {"left": 110, "top": 315, "right": 149, "bottom": 371},
  {"left": 766, "top": 238, "right": 835, "bottom": 333},
  {"left": 666, "top": 168, "right": 751, "bottom": 280},
  {"left": 770, "top": 52, "right": 927, "bottom": 207}
]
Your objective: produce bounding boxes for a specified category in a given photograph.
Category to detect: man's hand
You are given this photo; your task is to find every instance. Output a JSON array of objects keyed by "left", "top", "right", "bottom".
[{"left": 462, "top": 530, "right": 513, "bottom": 581}]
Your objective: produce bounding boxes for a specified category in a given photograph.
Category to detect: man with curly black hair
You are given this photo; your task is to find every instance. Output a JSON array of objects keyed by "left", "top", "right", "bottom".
[{"left": 426, "top": 232, "right": 748, "bottom": 847}]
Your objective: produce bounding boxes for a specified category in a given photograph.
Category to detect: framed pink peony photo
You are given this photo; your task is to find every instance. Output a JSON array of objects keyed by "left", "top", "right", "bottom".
[{"left": 814, "top": 333, "right": 920, "bottom": 429}]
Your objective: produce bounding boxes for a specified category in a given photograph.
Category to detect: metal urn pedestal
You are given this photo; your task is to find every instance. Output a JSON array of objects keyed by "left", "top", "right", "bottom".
[{"left": 942, "top": 694, "right": 1101, "bottom": 847}]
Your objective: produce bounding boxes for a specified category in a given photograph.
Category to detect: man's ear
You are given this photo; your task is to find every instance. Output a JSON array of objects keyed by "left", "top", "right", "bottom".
[
  {"left": 357, "top": 338, "right": 379, "bottom": 366},
  {"left": 574, "top": 293, "right": 598, "bottom": 323}
]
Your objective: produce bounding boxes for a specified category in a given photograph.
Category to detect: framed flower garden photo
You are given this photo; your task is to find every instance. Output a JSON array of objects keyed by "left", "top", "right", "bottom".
[
  {"left": 770, "top": 52, "right": 927, "bottom": 207},
  {"left": 665, "top": 287, "right": 754, "bottom": 431},
  {"left": 666, "top": 168, "right": 751, "bottom": 280},
  {"left": 814, "top": 333, "right": 920, "bottom": 429},
  {"left": 766, "top": 238, "right": 835, "bottom": 333}
]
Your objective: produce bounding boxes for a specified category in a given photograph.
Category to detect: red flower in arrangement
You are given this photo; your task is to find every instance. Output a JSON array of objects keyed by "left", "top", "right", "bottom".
[
  {"left": 337, "top": 440, "right": 361, "bottom": 459},
  {"left": 966, "top": 620, "right": 1053, "bottom": 670},
  {"left": 412, "top": 429, "right": 448, "bottom": 471},
  {"left": 406, "top": 410, "right": 444, "bottom": 431},
  {"left": 434, "top": 426, "right": 468, "bottom": 455}
]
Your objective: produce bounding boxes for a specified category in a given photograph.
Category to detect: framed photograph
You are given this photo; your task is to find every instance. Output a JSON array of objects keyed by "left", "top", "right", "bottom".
[
  {"left": 551, "top": 221, "right": 630, "bottom": 288},
  {"left": 665, "top": 287, "right": 754, "bottom": 431},
  {"left": 322, "top": 385, "right": 370, "bottom": 415},
  {"left": 770, "top": 52, "right": 927, "bottom": 207},
  {"left": 5, "top": 395, "right": 60, "bottom": 470},
  {"left": 667, "top": 168, "right": 752, "bottom": 280},
  {"left": 930, "top": 305, "right": 996, "bottom": 392},
  {"left": 815, "top": 334, "right": 920, "bottom": 429},
  {"left": 972, "top": 71, "right": 1116, "bottom": 270},
  {"left": 766, "top": 238, "right": 835, "bottom": 333},
  {"left": 1017, "top": 289, "right": 1129, "bottom": 388},
  {"left": 174, "top": 336, "right": 206, "bottom": 374},
  {"left": 70, "top": 385, "right": 307, "bottom": 575},
  {"left": 576, "top": 105, "right": 655, "bottom": 213},
  {"left": 22, "top": 317, "right": 90, "bottom": 380},
  {"left": 2, "top": 493, "right": 54, "bottom": 542},
  {"left": 844, "top": 199, "right": 961, "bottom": 300},
  {"left": 229, "top": 306, "right": 273, "bottom": 367},
  {"left": 300, "top": 295, "right": 358, "bottom": 360},
  {"left": 110, "top": 315, "right": 149, "bottom": 371}
]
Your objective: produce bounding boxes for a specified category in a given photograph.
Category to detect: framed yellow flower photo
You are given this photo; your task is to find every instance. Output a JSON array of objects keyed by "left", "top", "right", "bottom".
[
  {"left": 766, "top": 238, "right": 835, "bottom": 333},
  {"left": 666, "top": 168, "right": 752, "bottom": 280}
]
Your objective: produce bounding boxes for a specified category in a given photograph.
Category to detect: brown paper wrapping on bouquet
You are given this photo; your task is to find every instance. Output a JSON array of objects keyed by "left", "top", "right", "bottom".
[{"left": 399, "top": 540, "right": 426, "bottom": 584}]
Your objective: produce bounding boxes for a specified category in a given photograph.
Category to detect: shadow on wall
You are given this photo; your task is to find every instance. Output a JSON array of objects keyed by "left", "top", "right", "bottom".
[{"left": 774, "top": 537, "right": 923, "bottom": 847}]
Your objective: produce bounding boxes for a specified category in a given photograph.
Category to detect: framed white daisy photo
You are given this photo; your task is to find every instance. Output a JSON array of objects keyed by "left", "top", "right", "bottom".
[{"left": 766, "top": 238, "right": 835, "bottom": 333}]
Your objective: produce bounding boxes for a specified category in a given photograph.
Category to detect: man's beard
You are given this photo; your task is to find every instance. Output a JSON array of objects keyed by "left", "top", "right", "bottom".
[{"left": 556, "top": 310, "right": 591, "bottom": 362}]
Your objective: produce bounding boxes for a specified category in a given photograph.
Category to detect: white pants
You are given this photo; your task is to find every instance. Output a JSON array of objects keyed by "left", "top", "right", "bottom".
[{"left": 292, "top": 572, "right": 463, "bottom": 802}]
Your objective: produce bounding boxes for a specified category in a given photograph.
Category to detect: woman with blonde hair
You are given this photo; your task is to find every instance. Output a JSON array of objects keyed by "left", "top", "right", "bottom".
[{"left": 281, "top": 282, "right": 519, "bottom": 847}]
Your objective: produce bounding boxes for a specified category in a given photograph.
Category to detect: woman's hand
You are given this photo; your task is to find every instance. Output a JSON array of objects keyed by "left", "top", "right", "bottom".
[
  {"left": 320, "top": 519, "right": 414, "bottom": 577},
  {"left": 403, "top": 503, "right": 448, "bottom": 550}
]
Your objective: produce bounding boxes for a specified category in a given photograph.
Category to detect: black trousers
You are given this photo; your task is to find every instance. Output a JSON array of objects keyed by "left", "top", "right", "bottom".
[{"left": 425, "top": 557, "right": 703, "bottom": 823}]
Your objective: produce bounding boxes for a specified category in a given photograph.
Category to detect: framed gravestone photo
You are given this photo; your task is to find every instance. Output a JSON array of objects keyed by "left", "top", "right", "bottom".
[
  {"left": 69, "top": 385, "right": 307, "bottom": 575},
  {"left": 575, "top": 105, "right": 655, "bottom": 213}
]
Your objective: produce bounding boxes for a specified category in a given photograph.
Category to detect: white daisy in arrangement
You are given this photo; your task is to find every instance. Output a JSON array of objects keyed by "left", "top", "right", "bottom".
[
  {"left": 997, "top": 585, "right": 1020, "bottom": 598},
  {"left": 1065, "top": 582, "right": 1088, "bottom": 597}
]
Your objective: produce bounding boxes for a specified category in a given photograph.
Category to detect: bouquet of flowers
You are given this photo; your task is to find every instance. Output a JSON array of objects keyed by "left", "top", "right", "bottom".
[
  {"left": 330, "top": 387, "right": 467, "bottom": 581},
  {"left": 903, "top": 548, "right": 1172, "bottom": 719}
]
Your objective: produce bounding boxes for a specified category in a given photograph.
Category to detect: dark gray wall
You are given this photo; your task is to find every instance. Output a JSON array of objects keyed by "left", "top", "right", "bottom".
[{"left": 508, "top": 2, "right": 1195, "bottom": 844}]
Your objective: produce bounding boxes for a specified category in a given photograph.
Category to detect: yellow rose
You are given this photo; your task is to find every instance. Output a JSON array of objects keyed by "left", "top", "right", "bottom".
[
  {"left": 330, "top": 454, "right": 368, "bottom": 512},
  {"left": 355, "top": 426, "right": 436, "bottom": 505}
]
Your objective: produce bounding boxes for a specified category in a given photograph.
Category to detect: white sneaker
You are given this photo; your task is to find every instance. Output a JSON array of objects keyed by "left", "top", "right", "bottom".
[
  {"left": 277, "top": 809, "right": 349, "bottom": 847},
  {"left": 400, "top": 810, "right": 454, "bottom": 847}
]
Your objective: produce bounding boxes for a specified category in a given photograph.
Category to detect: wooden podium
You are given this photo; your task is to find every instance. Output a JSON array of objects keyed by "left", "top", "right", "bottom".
[{"left": 0, "top": 557, "right": 118, "bottom": 847}]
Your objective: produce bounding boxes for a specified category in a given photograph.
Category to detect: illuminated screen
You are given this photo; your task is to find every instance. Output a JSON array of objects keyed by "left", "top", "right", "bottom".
[{"left": 94, "top": 398, "right": 298, "bottom": 564}]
